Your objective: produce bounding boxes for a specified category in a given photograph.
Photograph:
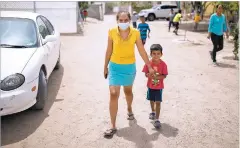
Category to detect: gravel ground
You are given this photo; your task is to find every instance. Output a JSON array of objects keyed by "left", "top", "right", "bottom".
[{"left": 1, "top": 15, "right": 239, "bottom": 148}]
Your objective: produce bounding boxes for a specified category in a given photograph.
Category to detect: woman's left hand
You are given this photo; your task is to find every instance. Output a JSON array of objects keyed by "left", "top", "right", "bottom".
[{"left": 148, "top": 67, "right": 155, "bottom": 76}]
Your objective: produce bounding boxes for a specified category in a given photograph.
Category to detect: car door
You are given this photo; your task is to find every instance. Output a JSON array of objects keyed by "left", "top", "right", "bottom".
[
  {"left": 36, "top": 17, "right": 55, "bottom": 76},
  {"left": 161, "top": 5, "right": 170, "bottom": 18},
  {"left": 155, "top": 6, "right": 162, "bottom": 18},
  {"left": 40, "top": 16, "right": 60, "bottom": 70},
  {"left": 170, "top": 5, "right": 178, "bottom": 13}
]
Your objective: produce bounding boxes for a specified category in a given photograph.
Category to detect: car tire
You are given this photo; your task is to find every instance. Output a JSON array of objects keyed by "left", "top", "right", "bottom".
[
  {"left": 147, "top": 14, "right": 155, "bottom": 21},
  {"left": 32, "top": 70, "right": 47, "bottom": 110},
  {"left": 54, "top": 51, "right": 61, "bottom": 70}
]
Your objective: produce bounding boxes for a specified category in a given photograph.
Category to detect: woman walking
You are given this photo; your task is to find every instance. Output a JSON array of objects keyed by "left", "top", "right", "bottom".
[
  {"left": 208, "top": 4, "right": 229, "bottom": 65},
  {"left": 103, "top": 11, "right": 154, "bottom": 138}
]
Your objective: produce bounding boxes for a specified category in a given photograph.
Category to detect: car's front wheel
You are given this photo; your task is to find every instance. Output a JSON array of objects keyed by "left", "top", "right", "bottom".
[{"left": 32, "top": 70, "right": 47, "bottom": 110}]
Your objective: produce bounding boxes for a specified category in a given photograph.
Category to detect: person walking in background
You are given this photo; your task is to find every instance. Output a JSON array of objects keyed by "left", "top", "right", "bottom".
[
  {"left": 208, "top": 4, "right": 229, "bottom": 65},
  {"left": 132, "top": 11, "right": 138, "bottom": 28},
  {"left": 83, "top": 9, "right": 88, "bottom": 22},
  {"left": 138, "top": 15, "right": 151, "bottom": 45},
  {"left": 103, "top": 11, "right": 154, "bottom": 138},
  {"left": 142, "top": 44, "right": 168, "bottom": 129},
  {"left": 168, "top": 9, "right": 175, "bottom": 32},
  {"left": 193, "top": 12, "right": 201, "bottom": 31},
  {"left": 173, "top": 10, "right": 182, "bottom": 35}
]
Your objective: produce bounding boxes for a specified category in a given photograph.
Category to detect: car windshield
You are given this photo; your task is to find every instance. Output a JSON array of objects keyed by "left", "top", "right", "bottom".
[{"left": 0, "top": 17, "right": 38, "bottom": 48}]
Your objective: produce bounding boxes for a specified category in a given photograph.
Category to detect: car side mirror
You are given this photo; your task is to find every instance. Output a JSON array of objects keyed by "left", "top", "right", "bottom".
[
  {"left": 42, "top": 35, "right": 57, "bottom": 45},
  {"left": 157, "top": 7, "right": 161, "bottom": 10}
]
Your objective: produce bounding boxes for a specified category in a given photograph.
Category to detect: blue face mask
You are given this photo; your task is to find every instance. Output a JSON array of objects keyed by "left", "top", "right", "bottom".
[{"left": 118, "top": 22, "right": 130, "bottom": 30}]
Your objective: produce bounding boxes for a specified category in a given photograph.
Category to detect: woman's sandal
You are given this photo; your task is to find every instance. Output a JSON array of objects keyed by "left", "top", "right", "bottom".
[
  {"left": 127, "top": 113, "right": 135, "bottom": 120},
  {"left": 104, "top": 128, "right": 117, "bottom": 138}
]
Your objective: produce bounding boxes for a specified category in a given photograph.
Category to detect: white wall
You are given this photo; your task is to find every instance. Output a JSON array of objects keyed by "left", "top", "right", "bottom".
[
  {"left": 35, "top": 2, "right": 78, "bottom": 33},
  {"left": 0, "top": 1, "right": 78, "bottom": 33}
]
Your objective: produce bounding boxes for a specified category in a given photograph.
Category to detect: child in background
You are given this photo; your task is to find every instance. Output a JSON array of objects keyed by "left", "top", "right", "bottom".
[
  {"left": 142, "top": 44, "right": 168, "bottom": 129},
  {"left": 194, "top": 12, "right": 201, "bottom": 31},
  {"left": 173, "top": 10, "right": 182, "bottom": 35},
  {"left": 168, "top": 9, "right": 175, "bottom": 32},
  {"left": 132, "top": 11, "right": 138, "bottom": 28},
  {"left": 138, "top": 15, "right": 151, "bottom": 45}
]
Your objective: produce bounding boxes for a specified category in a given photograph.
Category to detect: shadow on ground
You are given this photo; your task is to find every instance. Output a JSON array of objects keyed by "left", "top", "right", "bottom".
[
  {"left": 222, "top": 55, "right": 238, "bottom": 61},
  {"left": 1, "top": 65, "right": 64, "bottom": 146},
  {"left": 116, "top": 120, "right": 178, "bottom": 148},
  {"left": 217, "top": 62, "right": 237, "bottom": 69}
]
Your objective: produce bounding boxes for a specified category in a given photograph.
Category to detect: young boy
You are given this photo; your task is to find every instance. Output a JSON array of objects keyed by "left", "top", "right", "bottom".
[
  {"left": 142, "top": 44, "right": 168, "bottom": 129},
  {"left": 193, "top": 12, "right": 201, "bottom": 31},
  {"left": 173, "top": 10, "right": 182, "bottom": 35},
  {"left": 138, "top": 15, "right": 150, "bottom": 45},
  {"left": 168, "top": 9, "right": 175, "bottom": 32}
]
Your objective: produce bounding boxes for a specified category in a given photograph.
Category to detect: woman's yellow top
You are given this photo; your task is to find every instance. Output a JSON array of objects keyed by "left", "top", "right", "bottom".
[{"left": 108, "top": 26, "right": 141, "bottom": 64}]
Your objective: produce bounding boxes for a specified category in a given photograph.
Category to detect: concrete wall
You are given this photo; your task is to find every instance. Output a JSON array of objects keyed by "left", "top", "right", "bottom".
[
  {"left": 0, "top": 1, "right": 78, "bottom": 33},
  {"left": 35, "top": 2, "right": 78, "bottom": 33},
  {"left": 88, "top": 4, "right": 104, "bottom": 20}
]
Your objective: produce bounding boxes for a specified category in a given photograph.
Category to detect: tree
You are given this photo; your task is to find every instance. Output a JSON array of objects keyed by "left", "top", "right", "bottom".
[{"left": 78, "top": 2, "right": 89, "bottom": 10}]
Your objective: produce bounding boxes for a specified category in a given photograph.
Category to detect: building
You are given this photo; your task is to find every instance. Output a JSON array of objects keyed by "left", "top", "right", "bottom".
[{"left": 0, "top": 1, "right": 80, "bottom": 33}]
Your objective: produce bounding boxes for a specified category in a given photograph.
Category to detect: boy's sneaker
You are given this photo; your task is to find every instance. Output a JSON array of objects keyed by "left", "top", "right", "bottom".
[
  {"left": 149, "top": 112, "right": 156, "bottom": 120},
  {"left": 153, "top": 120, "right": 161, "bottom": 129}
]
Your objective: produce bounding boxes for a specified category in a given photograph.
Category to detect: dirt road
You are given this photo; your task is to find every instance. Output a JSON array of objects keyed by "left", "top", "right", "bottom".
[{"left": 1, "top": 15, "right": 239, "bottom": 148}]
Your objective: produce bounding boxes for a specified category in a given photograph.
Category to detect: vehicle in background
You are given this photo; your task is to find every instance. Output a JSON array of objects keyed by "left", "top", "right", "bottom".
[{"left": 138, "top": 4, "right": 179, "bottom": 21}]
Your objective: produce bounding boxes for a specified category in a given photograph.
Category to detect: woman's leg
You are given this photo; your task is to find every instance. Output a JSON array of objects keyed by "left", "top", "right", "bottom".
[
  {"left": 123, "top": 86, "right": 134, "bottom": 114},
  {"left": 109, "top": 86, "right": 121, "bottom": 129},
  {"left": 211, "top": 33, "right": 219, "bottom": 62}
]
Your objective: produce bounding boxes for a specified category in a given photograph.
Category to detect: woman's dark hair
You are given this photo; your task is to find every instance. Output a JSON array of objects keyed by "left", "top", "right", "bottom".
[
  {"left": 150, "top": 44, "right": 163, "bottom": 54},
  {"left": 178, "top": 10, "right": 182, "bottom": 13},
  {"left": 116, "top": 11, "right": 131, "bottom": 20}
]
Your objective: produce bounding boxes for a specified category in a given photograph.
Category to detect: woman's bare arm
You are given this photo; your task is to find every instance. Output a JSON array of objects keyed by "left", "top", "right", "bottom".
[
  {"left": 136, "top": 38, "right": 151, "bottom": 68},
  {"left": 104, "top": 36, "right": 113, "bottom": 69}
]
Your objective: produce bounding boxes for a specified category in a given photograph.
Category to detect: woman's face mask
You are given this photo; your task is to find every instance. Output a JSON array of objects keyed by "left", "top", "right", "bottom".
[{"left": 118, "top": 22, "right": 130, "bottom": 30}]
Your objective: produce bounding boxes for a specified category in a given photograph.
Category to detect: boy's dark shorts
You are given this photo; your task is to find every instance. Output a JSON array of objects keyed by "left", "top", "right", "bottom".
[
  {"left": 141, "top": 39, "right": 146, "bottom": 45},
  {"left": 147, "top": 88, "right": 163, "bottom": 102}
]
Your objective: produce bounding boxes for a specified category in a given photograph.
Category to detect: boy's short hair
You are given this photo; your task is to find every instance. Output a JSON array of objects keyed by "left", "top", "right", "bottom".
[{"left": 150, "top": 44, "right": 163, "bottom": 54}]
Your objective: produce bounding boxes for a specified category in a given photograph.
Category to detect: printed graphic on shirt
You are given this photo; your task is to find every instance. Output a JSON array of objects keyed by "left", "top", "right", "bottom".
[{"left": 142, "top": 60, "right": 168, "bottom": 89}]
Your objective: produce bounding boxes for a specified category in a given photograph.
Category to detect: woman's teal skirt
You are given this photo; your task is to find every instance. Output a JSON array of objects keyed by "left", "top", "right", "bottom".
[{"left": 108, "top": 61, "right": 136, "bottom": 86}]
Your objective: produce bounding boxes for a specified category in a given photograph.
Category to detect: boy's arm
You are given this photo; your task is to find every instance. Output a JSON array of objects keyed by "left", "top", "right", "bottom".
[
  {"left": 156, "top": 75, "right": 167, "bottom": 80},
  {"left": 156, "top": 63, "right": 168, "bottom": 80}
]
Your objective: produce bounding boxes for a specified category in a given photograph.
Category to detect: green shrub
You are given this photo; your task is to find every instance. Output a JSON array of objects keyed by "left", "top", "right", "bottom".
[
  {"left": 231, "top": 24, "right": 239, "bottom": 60},
  {"left": 133, "top": 5, "right": 152, "bottom": 13}
]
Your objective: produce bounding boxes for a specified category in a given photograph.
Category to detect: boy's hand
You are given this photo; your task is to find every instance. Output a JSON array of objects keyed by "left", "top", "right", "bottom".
[{"left": 148, "top": 34, "right": 150, "bottom": 39}]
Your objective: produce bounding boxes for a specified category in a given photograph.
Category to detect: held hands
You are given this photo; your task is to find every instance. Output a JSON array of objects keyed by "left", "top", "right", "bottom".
[{"left": 148, "top": 67, "right": 155, "bottom": 77}]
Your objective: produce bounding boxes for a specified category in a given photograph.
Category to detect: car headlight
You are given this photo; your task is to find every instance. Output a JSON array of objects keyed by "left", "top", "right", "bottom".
[{"left": 0, "top": 73, "right": 25, "bottom": 91}]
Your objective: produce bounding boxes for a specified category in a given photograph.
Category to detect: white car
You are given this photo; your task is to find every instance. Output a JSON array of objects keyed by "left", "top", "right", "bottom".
[
  {"left": 0, "top": 11, "right": 61, "bottom": 116},
  {"left": 138, "top": 4, "right": 179, "bottom": 21}
]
